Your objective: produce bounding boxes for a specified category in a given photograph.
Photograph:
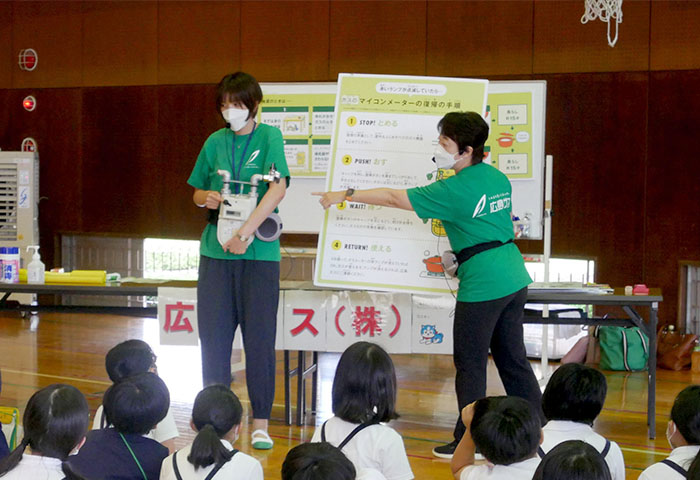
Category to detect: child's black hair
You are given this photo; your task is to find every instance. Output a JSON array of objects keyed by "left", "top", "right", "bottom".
[
  {"left": 470, "top": 396, "right": 541, "bottom": 465},
  {"left": 281, "top": 442, "right": 356, "bottom": 480},
  {"left": 187, "top": 385, "right": 242, "bottom": 470},
  {"left": 103, "top": 372, "right": 169, "bottom": 435},
  {"left": 105, "top": 339, "right": 156, "bottom": 383},
  {"left": 542, "top": 363, "right": 607, "bottom": 426},
  {"left": 332, "top": 341, "right": 399, "bottom": 424},
  {"left": 670, "top": 385, "right": 700, "bottom": 476},
  {"left": 532, "top": 440, "right": 612, "bottom": 480},
  {"left": 0, "top": 384, "right": 89, "bottom": 476}
]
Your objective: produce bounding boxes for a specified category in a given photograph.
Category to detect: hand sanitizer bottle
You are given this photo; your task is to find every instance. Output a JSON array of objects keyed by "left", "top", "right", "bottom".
[{"left": 26, "top": 245, "right": 45, "bottom": 284}]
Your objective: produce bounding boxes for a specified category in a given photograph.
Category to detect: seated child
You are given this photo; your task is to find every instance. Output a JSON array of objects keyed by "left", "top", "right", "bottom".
[
  {"left": 94, "top": 339, "right": 179, "bottom": 452},
  {"left": 0, "top": 370, "right": 9, "bottom": 460},
  {"left": 639, "top": 385, "right": 700, "bottom": 479},
  {"left": 67, "top": 372, "right": 170, "bottom": 480},
  {"left": 0, "top": 383, "right": 89, "bottom": 480},
  {"left": 159, "top": 384, "right": 263, "bottom": 480},
  {"left": 451, "top": 396, "right": 542, "bottom": 480},
  {"left": 532, "top": 440, "right": 612, "bottom": 480},
  {"left": 310, "top": 341, "right": 413, "bottom": 480},
  {"left": 539, "top": 363, "right": 624, "bottom": 480},
  {"left": 283, "top": 442, "right": 356, "bottom": 480}
]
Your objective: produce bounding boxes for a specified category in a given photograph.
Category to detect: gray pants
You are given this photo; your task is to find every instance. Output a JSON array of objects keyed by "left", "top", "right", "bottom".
[{"left": 197, "top": 255, "right": 279, "bottom": 419}]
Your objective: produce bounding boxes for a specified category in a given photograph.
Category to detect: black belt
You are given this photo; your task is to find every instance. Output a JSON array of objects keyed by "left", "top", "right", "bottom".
[{"left": 455, "top": 239, "right": 514, "bottom": 274}]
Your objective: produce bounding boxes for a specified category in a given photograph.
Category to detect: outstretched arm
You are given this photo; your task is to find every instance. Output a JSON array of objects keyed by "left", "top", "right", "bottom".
[{"left": 313, "top": 188, "right": 413, "bottom": 211}]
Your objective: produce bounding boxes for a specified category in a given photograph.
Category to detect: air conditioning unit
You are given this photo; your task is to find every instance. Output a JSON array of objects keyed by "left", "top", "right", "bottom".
[{"left": 0, "top": 151, "right": 39, "bottom": 276}]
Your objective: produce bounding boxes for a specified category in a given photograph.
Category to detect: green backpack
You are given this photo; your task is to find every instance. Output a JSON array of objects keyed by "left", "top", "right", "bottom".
[{"left": 596, "top": 326, "right": 649, "bottom": 371}]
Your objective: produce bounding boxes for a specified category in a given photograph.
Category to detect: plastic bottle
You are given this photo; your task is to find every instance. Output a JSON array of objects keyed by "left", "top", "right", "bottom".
[
  {"left": 0, "top": 247, "right": 8, "bottom": 283},
  {"left": 692, "top": 345, "right": 700, "bottom": 374},
  {"left": 4, "top": 247, "right": 20, "bottom": 283},
  {"left": 26, "top": 245, "right": 45, "bottom": 284}
]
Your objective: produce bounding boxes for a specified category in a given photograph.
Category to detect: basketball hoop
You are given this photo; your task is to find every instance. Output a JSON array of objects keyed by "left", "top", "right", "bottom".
[{"left": 581, "top": 0, "right": 623, "bottom": 47}]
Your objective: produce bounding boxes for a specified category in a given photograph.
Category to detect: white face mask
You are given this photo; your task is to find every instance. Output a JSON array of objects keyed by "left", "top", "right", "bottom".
[
  {"left": 222, "top": 107, "right": 250, "bottom": 132},
  {"left": 432, "top": 143, "right": 458, "bottom": 170},
  {"left": 667, "top": 421, "right": 677, "bottom": 448}
]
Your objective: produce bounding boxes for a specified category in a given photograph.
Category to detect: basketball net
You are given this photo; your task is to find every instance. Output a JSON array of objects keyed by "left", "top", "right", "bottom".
[{"left": 581, "top": 0, "right": 623, "bottom": 47}]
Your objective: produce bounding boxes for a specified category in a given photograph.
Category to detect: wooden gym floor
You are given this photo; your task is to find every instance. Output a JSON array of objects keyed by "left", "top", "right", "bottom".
[{"left": 0, "top": 312, "right": 692, "bottom": 479}]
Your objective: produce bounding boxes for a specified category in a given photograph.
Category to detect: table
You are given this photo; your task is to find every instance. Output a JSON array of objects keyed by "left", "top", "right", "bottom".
[{"left": 0, "top": 283, "right": 662, "bottom": 437}]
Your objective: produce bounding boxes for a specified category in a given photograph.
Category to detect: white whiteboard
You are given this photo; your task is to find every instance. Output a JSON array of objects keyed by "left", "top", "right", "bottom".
[{"left": 278, "top": 80, "right": 547, "bottom": 238}]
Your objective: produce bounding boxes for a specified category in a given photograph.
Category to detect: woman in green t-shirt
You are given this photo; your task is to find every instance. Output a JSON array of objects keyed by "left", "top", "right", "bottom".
[
  {"left": 188, "top": 72, "right": 289, "bottom": 450},
  {"left": 314, "top": 112, "right": 542, "bottom": 460}
]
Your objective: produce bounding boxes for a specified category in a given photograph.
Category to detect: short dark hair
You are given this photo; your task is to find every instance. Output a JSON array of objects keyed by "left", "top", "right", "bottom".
[
  {"left": 216, "top": 72, "right": 263, "bottom": 120},
  {"left": 0, "top": 384, "right": 89, "bottom": 476},
  {"left": 671, "top": 385, "right": 700, "bottom": 444},
  {"left": 105, "top": 339, "right": 156, "bottom": 382},
  {"left": 437, "top": 111, "right": 489, "bottom": 163},
  {"left": 103, "top": 372, "right": 169, "bottom": 435},
  {"left": 532, "top": 440, "right": 612, "bottom": 480},
  {"left": 470, "top": 396, "right": 541, "bottom": 465},
  {"left": 332, "top": 341, "right": 398, "bottom": 424},
  {"left": 542, "top": 364, "right": 607, "bottom": 426},
  {"left": 281, "top": 442, "right": 356, "bottom": 480},
  {"left": 188, "top": 385, "right": 243, "bottom": 470}
]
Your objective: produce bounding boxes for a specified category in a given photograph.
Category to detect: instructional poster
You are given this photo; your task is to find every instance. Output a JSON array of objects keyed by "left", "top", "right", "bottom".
[
  {"left": 314, "top": 73, "right": 488, "bottom": 294},
  {"left": 485, "top": 92, "right": 533, "bottom": 179},
  {"left": 259, "top": 83, "right": 337, "bottom": 177}
]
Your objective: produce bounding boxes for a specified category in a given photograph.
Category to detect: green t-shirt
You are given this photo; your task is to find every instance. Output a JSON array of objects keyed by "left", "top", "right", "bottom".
[
  {"left": 407, "top": 163, "right": 531, "bottom": 302},
  {"left": 187, "top": 124, "right": 290, "bottom": 261}
]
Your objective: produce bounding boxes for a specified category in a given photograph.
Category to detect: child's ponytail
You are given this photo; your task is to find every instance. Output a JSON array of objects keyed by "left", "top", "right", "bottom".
[
  {"left": 188, "top": 424, "right": 234, "bottom": 470},
  {"left": 0, "top": 437, "right": 30, "bottom": 476}
]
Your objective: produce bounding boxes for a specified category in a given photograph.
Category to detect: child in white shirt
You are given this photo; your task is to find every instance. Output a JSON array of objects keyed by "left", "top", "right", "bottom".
[
  {"left": 639, "top": 385, "right": 700, "bottom": 479},
  {"left": 451, "top": 396, "right": 542, "bottom": 480},
  {"left": 93, "top": 339, "right": 178, "bottom": 452},
  {"left": 282, "top": 442, "right": 386, "bottom": 480},
  {"left": 532, "top": 440, "right": 612, "bottom": 480},
  {"left": 0, "top": 384, "right": 89, "bottom": 480},
  {"left": 310, "top": 342, "right": 412, "bottom": 480},
  {"left": 160, "top": 385, "right": 262, "bottom": 480},
  {"left": 539, "top": 363, "right": 624, "bottom": 480}
]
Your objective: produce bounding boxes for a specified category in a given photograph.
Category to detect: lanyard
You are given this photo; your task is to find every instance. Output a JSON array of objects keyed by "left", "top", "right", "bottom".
[{"left": 231, "top": 123, "right": 256, "bottom": 194}]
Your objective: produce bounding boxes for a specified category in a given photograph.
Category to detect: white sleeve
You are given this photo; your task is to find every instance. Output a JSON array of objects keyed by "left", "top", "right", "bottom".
[
  {"left": 379, "top": 430, "right": 414, "bottom": 480},
  {"left": 159, "top": 453, "right": 175, "bottom": 480},
  {"left": 310, "top": 426, "right": 322, "bottom": 443},
  {"left": 607, "top": 441, "right": 626, "bottom": 480},
  {"left": 249, "top": 459, "right": 264, "bottom": 480},
  {"left": 153, "top": 407, "right": 179, "bottom": 442},
  {"left": 91, "top": 405, "right": 104, "bottom": 430},
  {"left": 459, "top": 465, "right": 483, "bottom": 480}
]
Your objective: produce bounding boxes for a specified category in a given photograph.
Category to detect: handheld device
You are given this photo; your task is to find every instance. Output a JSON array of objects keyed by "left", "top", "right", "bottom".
[{"left": 216, "top": 166, "right": 283, "bottom": 247}]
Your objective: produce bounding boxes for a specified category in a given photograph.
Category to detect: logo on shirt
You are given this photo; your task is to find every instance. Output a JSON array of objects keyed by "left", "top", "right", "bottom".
[
  {"left": 472, "top": 194, "right": 487, "bottom": 218},
  {"left": 244, "top": 150, "right": 260, "bottom": 168}
]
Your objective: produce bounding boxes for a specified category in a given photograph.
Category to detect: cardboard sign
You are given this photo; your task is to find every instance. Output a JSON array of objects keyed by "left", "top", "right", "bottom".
[
  {"left": 326, "top": 291, "right": 411, "bottom": 353},
  {"left": 411, "top": 294, "right": 454, "bottom": 354},
  {"left": 158, "top": 287, "right": 199, "bottom": 346},
  {"left": 283, "top": 290, "right": 329, "bottom": 351}
]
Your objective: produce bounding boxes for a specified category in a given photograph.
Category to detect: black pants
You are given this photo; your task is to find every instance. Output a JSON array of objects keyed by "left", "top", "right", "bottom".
[
  {"left": 452, "top": 286, "right": 543, "bottom": 440},
  {"left": 197, "top": 256, "right": 279, "bottom": 419}
]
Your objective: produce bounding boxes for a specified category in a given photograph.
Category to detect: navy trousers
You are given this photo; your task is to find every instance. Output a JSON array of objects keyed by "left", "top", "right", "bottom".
[
  {"left": 197, "top": 256, "right": 279, "bottom": 419},
  {"left": 452, "top": 287, "right": 544, "bottom": 441}
]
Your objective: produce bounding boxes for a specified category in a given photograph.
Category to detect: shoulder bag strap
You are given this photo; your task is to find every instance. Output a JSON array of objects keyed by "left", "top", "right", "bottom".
[
  {"left": 600, "top": 439, "right": 611, "bottom": 458},
  {"left": 172, "top": 451, "right": 184, "bottom": 480},
  {"left": 621, "top": 329, "right": 631, "bottom": 371},
  {"left": 338, "top": 421, "right": 379, "bottom": 450},
  {"left": 537, "top": 446, "right": 546, "bottom": 458},
  {"left": 204, "top": 449, "right": 239, "bottom": 480},
  {"left": 661, "top": 459, "right": 688, "bottom": 477},
  {"left": 321, "top": 420, "right": 328, "bottom": 442},
  {"left": 119, "top": 432, "right": 148, "bottom": 480}
]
